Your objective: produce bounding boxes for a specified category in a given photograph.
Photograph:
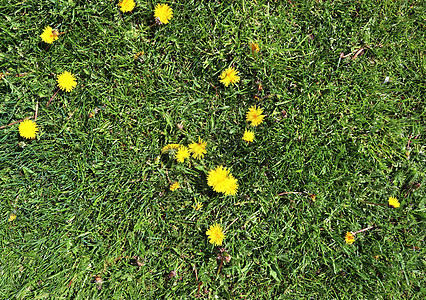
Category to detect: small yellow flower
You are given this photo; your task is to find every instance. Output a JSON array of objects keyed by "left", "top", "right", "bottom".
[
  {"left": 118, "top": 0, "right": 135, "bottom": 13},
  {"left": 188, "top": 137, "right": 207, "bottom": 159},
  {"left": 242, "top": 129, "right": 255, "bottom": 143},
  {"left": 9, "top": 213, "right": 17, "bottom": 222},
  {"left": 40, "top": 26, "right": 59, "bottom": 44},
  {"left": 175, "top": 146, "right": 190, "bottom": 163},
  {"left": 206, "top": 223, "right": 226, "bottom": 246},
  {"left": 345, "top": 232, "right": 355, "bottom": 245},
  {"left": 161, "top": 143, "right": 181, "bottom": 153},
  {"left": 219, "top": 67, "right": 240, "bottom": 87},
  {"left": 192, "top": 200, "right": 203, "bottom": 211},
  {"left": 207, "top": 166, "right": 238, "bottom": 196},
  {"left": 57, "top": 71, "right": 77, "bottom": 92},
  {"left": 19, "top": 119, "right": 39, "bottom": 139},
  {"left": 154, "top": 3, "right": 173, "bottom": 25},
  {"left": 170, "top": 181, "right": 180, "bottom": 191},
  {"left": 246, "top": 105, "right": 265, "bottom": 126},
  {"left": 388, "top": 196, "right": 400, "bottom": 208},
  {"left": 249, "top": 42, "right": 260, "bottom": 54}
]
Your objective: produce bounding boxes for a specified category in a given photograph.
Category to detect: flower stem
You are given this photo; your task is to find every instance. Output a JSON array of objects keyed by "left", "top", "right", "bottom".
[
  {"left": 353, "top": 226, "right": 374, "bottom": 235},
  {"left": 47, "top": 88, "right": 60, "bottom": 107}
]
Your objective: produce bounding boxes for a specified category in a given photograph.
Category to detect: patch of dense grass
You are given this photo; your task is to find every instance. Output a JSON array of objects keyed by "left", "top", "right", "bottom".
[{"left": 1, "top": 0, "right": 425, "bottom": 298}]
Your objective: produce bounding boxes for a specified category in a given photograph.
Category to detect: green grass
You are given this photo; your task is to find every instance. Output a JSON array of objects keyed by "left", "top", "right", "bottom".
[{"left": 1, "top": 0, "right": 425, "bottom": 298}]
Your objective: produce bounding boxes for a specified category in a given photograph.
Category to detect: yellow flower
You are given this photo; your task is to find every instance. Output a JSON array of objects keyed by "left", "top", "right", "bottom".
[
  {"left": 9, "top": 213, "right": 17, "bottom": 222},
  {"left": 175, "top": 146, "right": 190, "bottom": 163},
  {"left": 345, "top": 232, "right": 355, "bottom": 245},
  {"left": 246, "top": 105, "right": 265, "bottom": 126},
  {"left": 242, "top": 129, "right": 255, "bottom": 143},
  {"left": 57, "top": 71, "right": 77, "bottom": 92},
  {"left": 40, "top": 26, "right": 59, "bottom": 44},
  {"left": 206, "top": 223, "right": 226, "bottom": 246},
  {"left": 170, "top": 181, "right": 180, "bottom": 191},
  {"left": 118, "top": 0, "right": 135, "bottom": 13},
  {"left": 161, "top": 143, "right": 181, "bottom": 153},
  {"left": 188, "top": 137, "right": 207, "bottom": 159},
  {"left": 154, "top": 3, "right": 173, "bottom": 25},
  {"left": 192, "top": 200, "right": 203, "bottom": 211},
  {"left": 249, "top": 42, "right": 260, "bottom": 54},
  {"left": 207, "top": 166, "right": 238, "bottom": 196},
  {"left": 219, "top": 67, "right": 240, "bottom": 87},
  {"left": 388, "top": 196, "right": 400, "bottom": 208},
  {"left": 19, "top": 119, "right": 39, "bottom": 139}
]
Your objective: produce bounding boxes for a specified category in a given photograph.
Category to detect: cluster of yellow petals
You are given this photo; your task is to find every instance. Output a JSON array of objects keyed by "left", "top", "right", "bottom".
[
  {"left": 219, "top": 67, "right": 240, "bottom": 87},
  {"left": 19, "top": 119, "right": 39, "bottom": 139},
  {"left": 206, "top": 223, "right": 226, "bottom": 246},
  {"left": 207, "top": 166, "right": 238, "bottom": 196},
  {"left": 345, "top": 232, "right": 355, "bottom": 245},
  {"left": 246, "top": 105, "right": 265, "bottom": 127},
  {"left": 40, "top": 26, "right": 59, "bottom": 44},
  {"left": 175, "top": 146, "right": 190, "bottom": 163},
  {"left": 242, "top": 129, "right": 255, "bottom": 143},
  {"left": 170, "top": 181, "right": 180, "bottom": 191},
  {"left": 188, "top": 137, "right": 207, "bottom": 159},
  {"left": 118, "top": 0, "right": 136, "bottom": 13},
  {"left": 154, "top": 3, "right": 173, "bottom": 24},
  {"left": 57, "top": 71, "right": 77, "bottom": 92}
]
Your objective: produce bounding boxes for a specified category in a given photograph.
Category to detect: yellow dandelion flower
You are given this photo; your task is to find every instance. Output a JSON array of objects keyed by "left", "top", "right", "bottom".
[
  {"left": 188, "top": 137, "right": 207, "bottom": 159},
  {"left": 388, "top": 196, "right": 400, "bottom": 208},
  {"left": 219, "top": 67, "right": 240, "bottom": 87},
  {"left": 175, "top": 146, "right": 190, "bottom": 163},
  {"left": 40, "top": 26, "right": 59, "bottom": 44},
  {"left": 19, "top": 119, "right": 39, "bottom": 139},
  {"left": 154, "top": 3, "right": 173, "bottom": 25},
  {"left": 170, "top": 181, "right": 180, "bottom": 191},
  {"left": 192, "top": 200, "right": 203, "bottom": 211},
  {"left": 206, "top": 223, "right": 226, "bottom": 246},
  {"left": 161, "top": 143, "right": 181, "bottom": 153},
  {"left": 118, "top": 0, "right": 135, "bottom": 13},
  {"left": 207, "top": 166, "right": 238, "bottom": 196},
  {"left": 9, "top": 213, "right": 17, "bottom": 222},
  {"left": 57, "top": 71, "right": 77, "bottom": 92},
  {"left": 246, "top": 105, "right": 265, "bottom": 127},
  {"left": 242, "top": 129, "right": 255, "bottom": 142},
  {"left": 345, "top": 232, "right": 355, "bottom": 245},
  {"left": 249, "top": 42, "right": 260, "bottom": 54}
]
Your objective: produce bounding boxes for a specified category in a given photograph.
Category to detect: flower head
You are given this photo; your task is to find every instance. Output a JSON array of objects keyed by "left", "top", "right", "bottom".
[
  {"left": 242, "top": 129, "right": 255, "bottom": 143},
  {"left": 219, "top": 67, "right": 240, "bottom": 87},
  {"left": 175, "top": 146, "right": 190, "bottom": 163},
  {"left": 246, "top": 105, "right": 265, "bottom": 126},
  {"left": 40, "top": 26, "right": 59, "bottom": 44},
  {"left": 192, "top": 200, "right": 203, "bottom": 211},
  {"left": 118, "top": 0, "right": 135, "bottom": 13},
  {"left": 388, "top": 196, "right": 400, "bottom": 208},
  {"left": 188, "top": 137, "right": 207, "bottom": 159},
  {"left": 345, "top": 232, "right": 355, "bottom": 245},
  {"left": 249, "top": 42, "right": 260, "bottom": 54},
  {"left": 19, "top": 119, "right": 39, "bottom": 139},
  {"left": 161, "top": 143, "right": 180, "bottom": 154},
  {"left": 207, "top": 166, "right": 238, "bottom": 196},
  {"left": 170, "top": 181, "right": 180, "bottom": 191},
  {"left": 9, "top": 213, "right": 17, "bottom": 222},
  {"left": 206, "top": 223, "right": 226, "bottom": 246},
  {"left": 57, "top": 71, "right": 77, "bottom": 92},
  {"left": 154, "top": 3, "right": 173, "bottom": 25}
]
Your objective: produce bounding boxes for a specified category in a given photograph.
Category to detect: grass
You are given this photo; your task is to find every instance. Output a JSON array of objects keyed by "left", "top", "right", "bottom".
[{"left": 1, "top": 0, "right": 425, "bottom": 298}]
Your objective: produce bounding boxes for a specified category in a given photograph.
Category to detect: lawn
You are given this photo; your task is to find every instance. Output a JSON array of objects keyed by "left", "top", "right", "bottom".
[{"left": 1, "top": 0, "right": 425, "bottom": 298}]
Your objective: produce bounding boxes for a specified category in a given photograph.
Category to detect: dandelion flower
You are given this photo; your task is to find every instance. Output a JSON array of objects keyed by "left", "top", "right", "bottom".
[
  {"left": 118, "top": 0, "right": 135, "bottom": 13},
  {"left": 242, "top": 129, "right": 255, "bottom": 143},
  {"left": 192, "top": 200, "right": 203, "bottom": 211},
  {"left": 161, "top": 143, "right": 180, "bottom": 154},
  {"left": 175, "top": 146, "right": 190, "bottom": 163},
  {"left": 219, "top": 67, "right": 240, "bottom": 87},
  {"left": 388, "top": 196, "right": 400, "bottom": 208},
  {"left": 170, "top": 181, "right": 180, "bottom": 191},
  {"left": 154, "top": 3, "right": 173, "bottom": 25},
  {"left": 57, "top": 71, "right": 77, "bottom": 92},
  {"left": 206, "top": 223, "right": 226, "bottom": 246},
  {"left": 246, "top": 105, "right": 265, "bottom": 127},
  {"left": 40, "top": 26, "right": 59, "bottom": 44},
  {"left": 19, "top": 119, "right": 39, "bottom": 139},
  {"left": 345, "top": 232, "right": 355, "bottom": 245},
  {"left": 188, "top": 137, "right": 207, "bottom": 159},
  {"left": 249, "top": 42, "right": 260, "bottom": 54},
  {"left": 207, "top": 166, "right": 238, "bottom": 196},
  {"left": 9, "top": 213, "right": 17, "bottom": 222}
]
